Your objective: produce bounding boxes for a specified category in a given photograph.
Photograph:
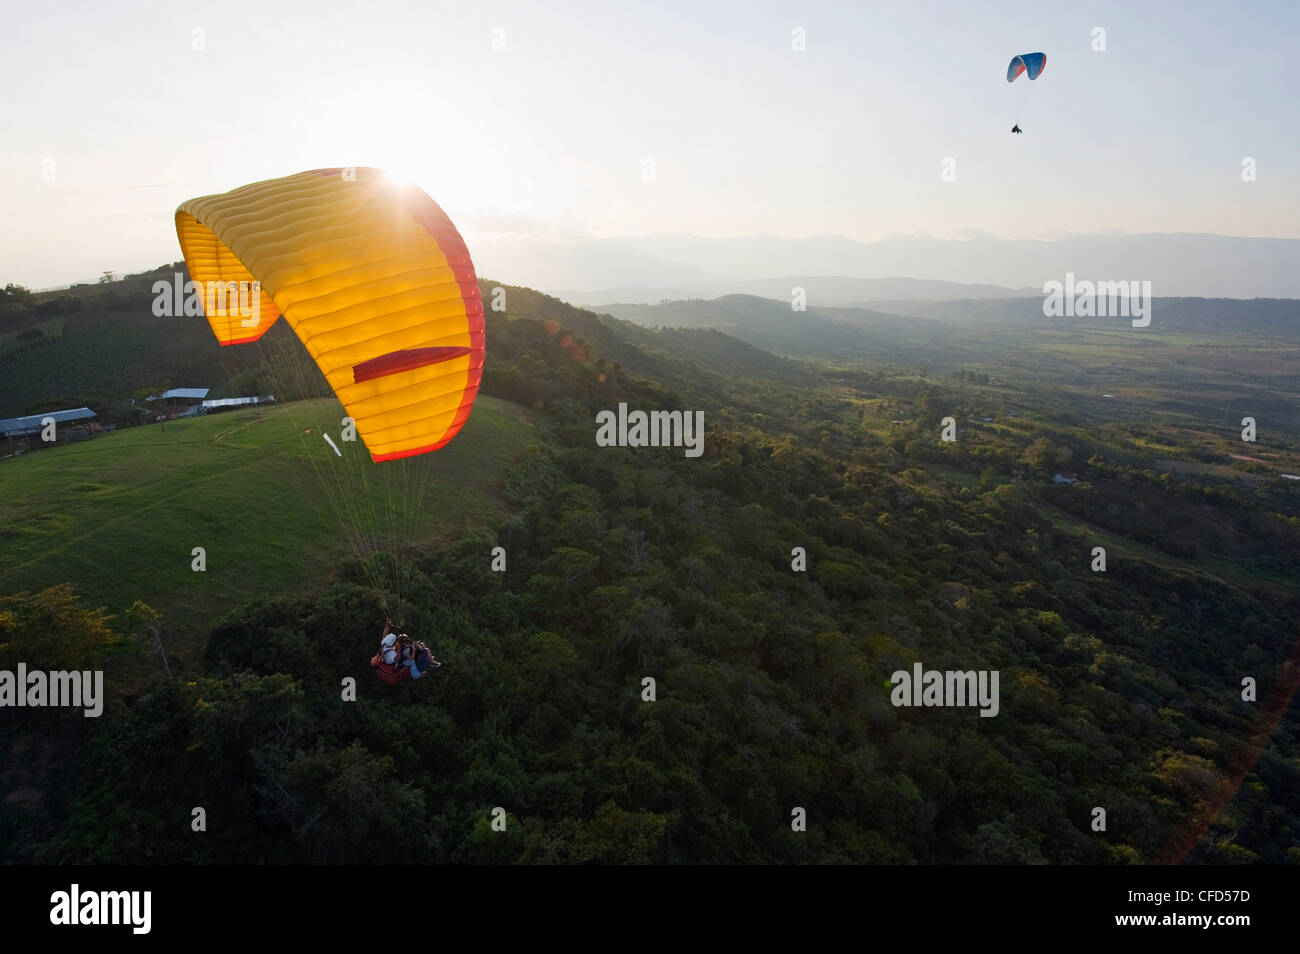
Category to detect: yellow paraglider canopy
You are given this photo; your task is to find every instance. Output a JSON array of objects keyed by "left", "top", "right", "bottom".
[{"left": 175, "top": 167, "right": 484, "bottom": 461}]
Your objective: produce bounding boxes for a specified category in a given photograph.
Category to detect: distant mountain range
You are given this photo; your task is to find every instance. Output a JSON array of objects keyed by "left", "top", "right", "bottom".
[
  {"left": 597, "top": 294, "right": 948, "bottom": 359},
  {"left": 597, "top": 294, "right": 1300, "bottom": 358},
  {"left": 563, "top": 276, "right": 1039, "bottom": 307},
  {"left": 466, "top": 232, "right": 1300, "bottom": 301}
]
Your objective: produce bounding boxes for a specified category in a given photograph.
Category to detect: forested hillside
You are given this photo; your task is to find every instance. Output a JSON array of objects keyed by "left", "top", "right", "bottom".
[{"left": 2, "top": 281, "right": 1298, "bottom": 864}]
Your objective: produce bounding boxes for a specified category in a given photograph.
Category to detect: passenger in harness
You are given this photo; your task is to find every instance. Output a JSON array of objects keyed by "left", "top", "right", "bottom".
[{"left": 400, "top": 634, "right": 441, "bottom": 678}]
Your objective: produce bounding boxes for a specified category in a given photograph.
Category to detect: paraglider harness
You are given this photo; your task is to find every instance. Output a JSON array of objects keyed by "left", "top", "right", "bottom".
[
  {"left": 371, "top": 625, "right": 409, "bottom": 684},
  {"left": 371, "top": 641, "right": 408, "bottom": 684}
]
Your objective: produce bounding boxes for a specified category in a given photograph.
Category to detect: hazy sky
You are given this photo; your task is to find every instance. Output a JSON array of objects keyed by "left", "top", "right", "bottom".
[{"left": 2, "top": 0, "right": 1297, "bottom": 288}]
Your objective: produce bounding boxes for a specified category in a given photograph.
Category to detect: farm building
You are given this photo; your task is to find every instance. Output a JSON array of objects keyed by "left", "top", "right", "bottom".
[
  {"left": 148, "top": 387, "right": 210, "bottom": 419},
  {"left": 0, "top": 407, "right": 99, "bottom": 450},
  {"left": 201, "top": 395, "right": 276, "bottom": 414}
]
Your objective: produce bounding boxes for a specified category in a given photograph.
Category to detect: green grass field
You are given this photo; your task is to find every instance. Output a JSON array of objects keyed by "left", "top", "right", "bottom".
[{"left": 0, "top": 396, "right": 535, "bottom": 663}]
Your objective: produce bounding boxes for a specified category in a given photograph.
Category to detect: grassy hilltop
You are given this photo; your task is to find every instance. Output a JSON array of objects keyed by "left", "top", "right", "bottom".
[{"left": 0, "top": 396, "right": 535, "bottom": 662}]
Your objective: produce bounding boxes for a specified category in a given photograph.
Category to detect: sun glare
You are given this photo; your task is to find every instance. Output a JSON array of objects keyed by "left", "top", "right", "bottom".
[
  {"left": 376, "top": 160, "right": 423, "bottom": 189},
  {"left": 297, "top": 88, "right": 527, "bottom": 226}
]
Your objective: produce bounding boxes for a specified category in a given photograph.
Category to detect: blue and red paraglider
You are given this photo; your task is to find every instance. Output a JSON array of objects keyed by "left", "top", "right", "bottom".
[
  {"left": 1007, "top": 52, "right": 1047, "bottom": 83},
  {"left": 1006, "top": 52, "right": 1046, "bottom": 134}
]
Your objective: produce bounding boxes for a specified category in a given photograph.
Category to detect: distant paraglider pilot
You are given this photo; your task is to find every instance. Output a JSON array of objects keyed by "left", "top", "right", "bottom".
[{"left": 1006, "top": 52, "right": 1044, "bottom": 139}]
